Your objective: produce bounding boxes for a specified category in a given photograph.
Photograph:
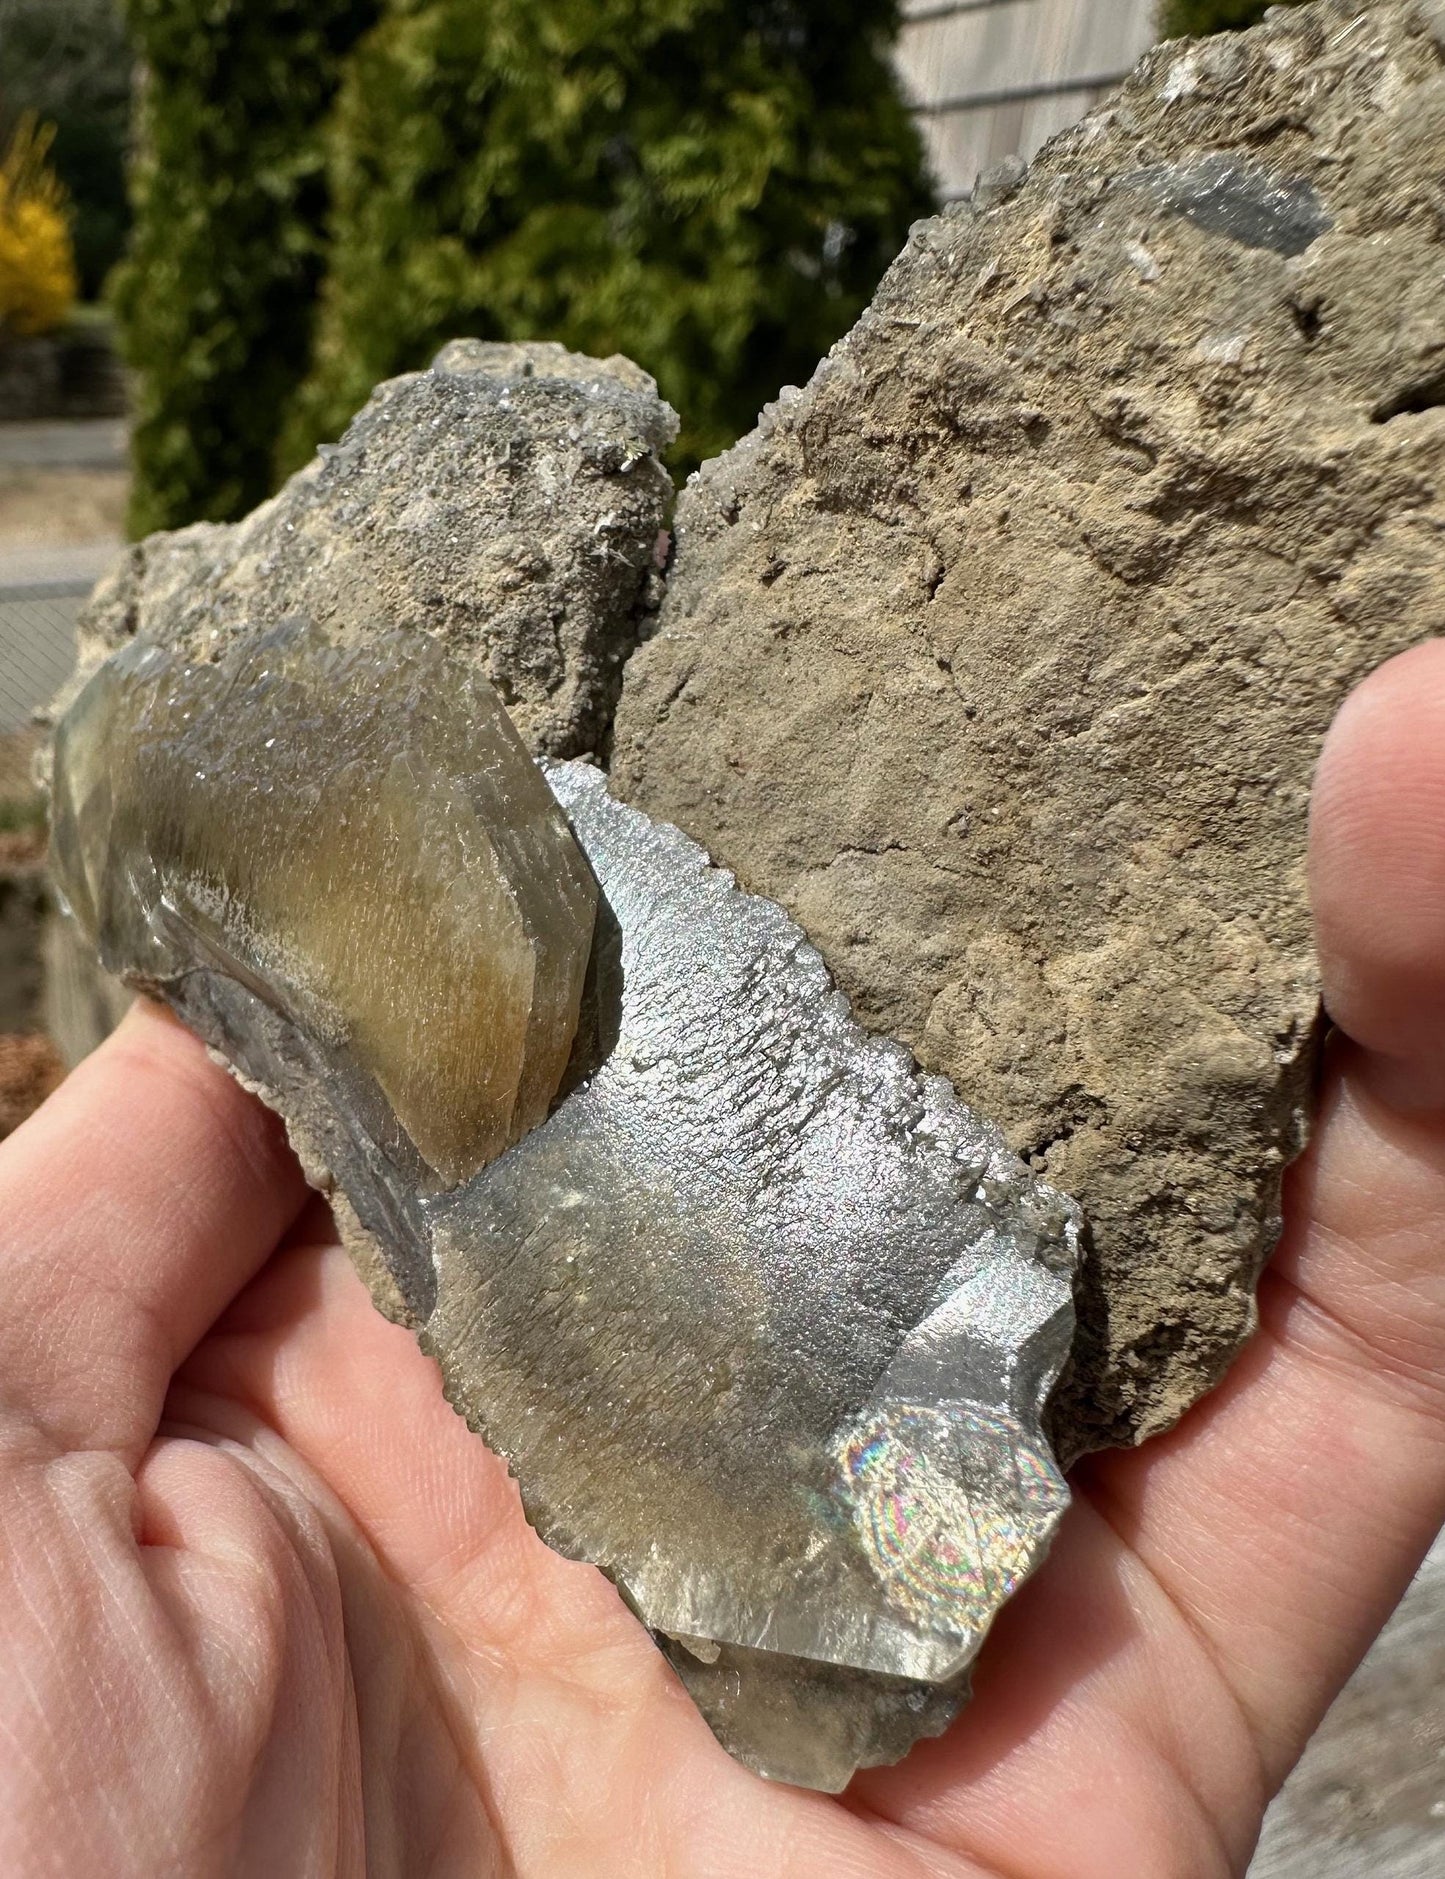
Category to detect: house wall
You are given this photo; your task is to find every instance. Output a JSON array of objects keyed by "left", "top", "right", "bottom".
[{"left": 897, "top": 0, "right": 1160, "bottom": 201}]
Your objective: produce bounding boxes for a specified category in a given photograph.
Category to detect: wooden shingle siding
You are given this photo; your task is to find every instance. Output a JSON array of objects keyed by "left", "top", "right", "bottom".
[{"left": 897, "top": 0, "right": 1159, "bottom": 200}]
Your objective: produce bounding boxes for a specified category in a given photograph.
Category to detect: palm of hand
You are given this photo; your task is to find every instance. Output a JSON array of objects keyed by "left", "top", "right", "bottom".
[{"left": 5, "top": 649, "right": 1445, "bottom": 1879}]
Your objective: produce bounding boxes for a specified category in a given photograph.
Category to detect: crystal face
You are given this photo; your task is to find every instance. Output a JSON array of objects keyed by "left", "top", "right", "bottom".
[
  {"left": 49, "top": 623, "right": 1080, "bottom": 1791},
  {"left": 51, "top": 620, "right": 598, "bottom": 1186}
]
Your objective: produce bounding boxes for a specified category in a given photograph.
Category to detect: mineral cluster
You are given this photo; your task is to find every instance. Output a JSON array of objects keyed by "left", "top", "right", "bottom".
[
  {"left": 50, "top": 619, "right": 1080, "bottom": 1791},
  {"left": 49, "top": 0, "right": 1445, "bottom": 1791}
]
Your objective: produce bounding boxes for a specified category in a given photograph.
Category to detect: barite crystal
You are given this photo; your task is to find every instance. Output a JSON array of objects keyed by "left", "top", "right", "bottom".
[
  {"left": 50, "top": 621, "right": 1080, "bottom": 1790},
  {"left": 52, "top": 620, "right": 598, "bottom": 1188}
]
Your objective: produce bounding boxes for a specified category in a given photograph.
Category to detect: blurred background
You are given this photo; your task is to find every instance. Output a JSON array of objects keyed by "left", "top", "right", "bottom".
[{"left": 0, "top": 3, "right": 1439, "bottom": 1874}]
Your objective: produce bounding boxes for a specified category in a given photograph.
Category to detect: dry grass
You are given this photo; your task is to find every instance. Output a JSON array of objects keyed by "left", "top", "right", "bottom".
[
  {"left": 0, "top": 1031, "right": 63, "bottom": 1138},
  {"left": 0, "top": 831, "right": 44, "bottom": 869},
  {"left": 0, "top": 726, "right": 40, "bottom": 797},
  {"left": 0, "top": 730, "right": 46, "bottom": 867}
]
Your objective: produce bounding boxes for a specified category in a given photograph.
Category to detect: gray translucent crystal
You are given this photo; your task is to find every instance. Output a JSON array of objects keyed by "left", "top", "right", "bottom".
[{"left": 49, "top": 624, "right": 1080, "bottom": 1791}]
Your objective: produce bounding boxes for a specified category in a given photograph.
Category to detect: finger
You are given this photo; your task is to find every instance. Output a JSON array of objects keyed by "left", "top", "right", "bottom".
[
  {"left": 180, "top": 1237, "right": 622, "bottom": 1654},
  {"left": 1091, "top": 641, "right": 1445, "bottom": 1757},
  {"left": 1311, "top": 638, "right": 1445, "bottom": 1105},
  {"left": 0, "top": 1000, "right": 307, "bottom": 1462},
  {"left": 857, "top": 647, "right": 1445, "bottom": 1871},
  {"left": 0, "top": 1427, "right": 353, "bottom": 1876},
  {"left": 178, "top": 1247, "right": 930, "bottom": 1879}
]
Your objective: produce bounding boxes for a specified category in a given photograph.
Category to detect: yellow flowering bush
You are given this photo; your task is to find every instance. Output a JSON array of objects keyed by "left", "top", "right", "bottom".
[{"left": 0, "top": 116, "right": 79, "bottom": 338}]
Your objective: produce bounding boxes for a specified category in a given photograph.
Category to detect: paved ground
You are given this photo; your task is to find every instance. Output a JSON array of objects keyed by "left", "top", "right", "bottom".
[
  {"left": 0, "top": 543, "right": 115, "bottom": 733},
  {"left": 0, "top": 424, "right": 126, "bottom": 732},
  {"left": 0, "top": 542, "right": 121, "bottom": 592},
  {"left": 0, "top": 468, "right": 127, "bottom": 548},
  {"left": 1253, "top": 1532, "right": 1445, "bottom": 1876},
  {"left": 0, "top": 419, "right": 127, "bottom": 473},
  {"left": 0, "top": 592, "right": 85, "bottom": 733}
]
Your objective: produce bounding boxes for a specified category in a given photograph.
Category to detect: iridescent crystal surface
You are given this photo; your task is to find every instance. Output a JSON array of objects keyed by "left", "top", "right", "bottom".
[{"left": 50, "top": 623, "right": 1081, "bottom": 1790}]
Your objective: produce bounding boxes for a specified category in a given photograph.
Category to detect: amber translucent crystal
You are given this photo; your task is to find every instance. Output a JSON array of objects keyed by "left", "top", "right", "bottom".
[{"left": 50, "top": 619, "right": 598, "bottom": 1185}]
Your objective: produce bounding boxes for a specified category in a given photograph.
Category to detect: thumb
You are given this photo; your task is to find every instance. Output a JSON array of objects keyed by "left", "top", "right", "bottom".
[{"left": 1311, "top": 638, "right": 1445, "bottom": 1106}]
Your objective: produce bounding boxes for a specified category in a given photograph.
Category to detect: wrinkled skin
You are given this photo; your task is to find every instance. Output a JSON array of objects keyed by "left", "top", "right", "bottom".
[{"left": 4, "top": 645, "right": 1445, "bottom": 1878}]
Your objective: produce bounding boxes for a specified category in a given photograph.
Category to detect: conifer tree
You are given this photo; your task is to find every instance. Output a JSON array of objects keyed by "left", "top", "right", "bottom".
[
  {"left": 115, "top": 0, "right": 377, "bottom": 534},
  {"left": 288, "top": 0, "right": 934, "bottom": 474}
]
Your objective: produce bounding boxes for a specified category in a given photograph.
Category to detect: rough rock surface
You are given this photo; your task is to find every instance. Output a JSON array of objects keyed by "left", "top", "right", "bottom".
[
  {"left": 613, "top": 0, "right": 1445, "bottom": 1454},
  {"left": 64, "top": 340, "right": 677, "bottom": 761}
]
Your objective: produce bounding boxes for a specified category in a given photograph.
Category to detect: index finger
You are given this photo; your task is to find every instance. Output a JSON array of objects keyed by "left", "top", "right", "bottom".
[{"left": 0, "top": 999, "right": 308, "bottom": 1464}]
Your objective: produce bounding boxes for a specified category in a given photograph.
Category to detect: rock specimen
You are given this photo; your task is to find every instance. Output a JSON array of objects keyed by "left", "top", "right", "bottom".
[
  {"left": 49, "top": 620, "right": 1079, "bottom": 1791},
  {"left": 612, "top": 0, "right": 1445, "bottom": 1455},
  {"left": 60, "top": 339, "right": 676, "bottom": 761}
]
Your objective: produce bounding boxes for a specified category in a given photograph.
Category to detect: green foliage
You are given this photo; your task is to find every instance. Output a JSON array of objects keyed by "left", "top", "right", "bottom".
[
  {"left": 114, "top": 0, "right": 378, "bottom": 535},
  {"left": 0, "top": 116, "right": 79, "bottom": 337},
  {"left": 0, "top": 0, "right": 133, "bottom": 299},
  {"left": 1157, "top": 0, "right": 1309, "bottom": 38},
  {"left": 288, "top": 0, "right": 934, "bottom": 475}
]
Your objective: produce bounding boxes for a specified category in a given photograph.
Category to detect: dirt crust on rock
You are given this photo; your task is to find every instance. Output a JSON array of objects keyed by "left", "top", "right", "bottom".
[
  {"left": 613, "top": 0, "right": 1445, "bottom": 1454},
  {"left": 66, "top": 341, "right": 677, "bottom": 763}
]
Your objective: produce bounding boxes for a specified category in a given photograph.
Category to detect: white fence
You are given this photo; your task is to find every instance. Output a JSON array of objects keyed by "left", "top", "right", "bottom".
[
  {"left": 897, "top": 0, "right": 1159, "bottom": 201},
  {"left": 0, "top": 587, "right": 85, "bottom": 734}
]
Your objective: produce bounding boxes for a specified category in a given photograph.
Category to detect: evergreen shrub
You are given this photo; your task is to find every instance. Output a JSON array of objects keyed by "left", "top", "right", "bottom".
[
  {"left": 1157, "top": 0, "right": 1309, "bottom": 38},
  {"left": 114, "top": 0, "right": 378, "bottom": 535},
  {"left": 288, "top": 0, "right": 935, "bottom": 475}
]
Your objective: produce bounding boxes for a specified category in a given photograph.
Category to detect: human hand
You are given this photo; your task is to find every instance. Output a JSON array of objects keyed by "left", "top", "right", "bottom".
[{"left": 3, "top": 645, "right": 1443, "bottom": 1878}]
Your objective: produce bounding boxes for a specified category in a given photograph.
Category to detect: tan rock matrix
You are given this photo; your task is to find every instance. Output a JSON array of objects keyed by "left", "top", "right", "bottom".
[
  {"left": 67, "top": 340, "right": 677, "bottom": 762},
  {"left": 613, "top": 0, "right": 1445, "bottom": 1454}
]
